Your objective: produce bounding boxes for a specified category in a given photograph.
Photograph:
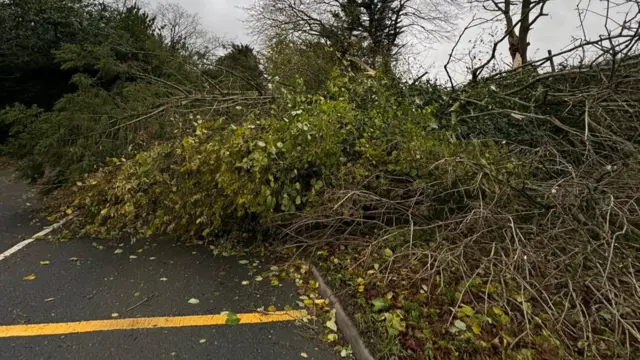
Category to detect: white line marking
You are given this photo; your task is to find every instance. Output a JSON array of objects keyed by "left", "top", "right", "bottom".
[{"left": 0, "top": 217, "right": 71, "bottom": 261}]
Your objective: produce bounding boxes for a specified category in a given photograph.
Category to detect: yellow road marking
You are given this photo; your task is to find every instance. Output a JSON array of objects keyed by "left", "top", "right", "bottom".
[{"left": 0, "top": 311, "right": 305, "bottom": 338}]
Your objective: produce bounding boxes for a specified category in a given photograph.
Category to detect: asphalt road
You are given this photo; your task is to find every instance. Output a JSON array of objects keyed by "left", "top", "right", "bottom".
[{"left": 0, "top": 169, "right": 336, "bottom": 360}]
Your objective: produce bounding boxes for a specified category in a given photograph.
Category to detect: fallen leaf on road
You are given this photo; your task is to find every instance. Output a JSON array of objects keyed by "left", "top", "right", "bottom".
[
  {"left": 241, "top": 280, "right": 250, "bottom": 285},
  {"left": 327, "top": 333, "right": 338, "bottom": 342},
  {"left": 187, "top": 298, "right": 200, "bottom": 304},
  {"left": 114, "top": 249, "right": 123, "bottom": 254},
  {"left": 254, "top": 276, "right": 263, "bottom": 282},
  {"left": 69, "top": 257, "right": 79, "bottom": 261},
  {"left": 225, "top": 312, "right": 241, "bottom": 325},
  {"left": 301, "top": 353, "right": 308, "bottom": 358},
  {"left": 238, "top": 260, "right": 249, "bottom": 264},
  {"left": 160, "top": 277, "right": 168, "bottom": 281},
  {"left": 129, "top": 255, "right": 138, "bottom": 259},
  {"left": 199, "top": 339, "right": 206, "bottom": 344},
  {"left": 23, "top": 274, "right": 36, "bottom": 281},
  {"left": 267, "top": 305, "right": 276, "bottom": 312},
  {"left": 111, "top": 313, "right": 119, "bottom": 318},
  {"left": 134, "top": 292, "right": 140, "bottom": 297},
  {"left": 149, "top": 257, "right": 157, "bottom": 260},
  {"left": 40, "top": 260, "right": 50, "bottom": 265}
]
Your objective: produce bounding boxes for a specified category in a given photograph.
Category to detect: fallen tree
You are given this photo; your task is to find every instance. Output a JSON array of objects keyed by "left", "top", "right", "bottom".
[{"left": 57, "top": 51, "right": 640, "bottom": 358}]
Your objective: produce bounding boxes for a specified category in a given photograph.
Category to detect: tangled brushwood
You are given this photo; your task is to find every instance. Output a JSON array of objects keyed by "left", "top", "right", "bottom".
[
  {"left": 59, "top": 54, "right": 640, "bottom": 358},
  {"left": 279, "top": 56, "right": 640, "bottom": 358}
]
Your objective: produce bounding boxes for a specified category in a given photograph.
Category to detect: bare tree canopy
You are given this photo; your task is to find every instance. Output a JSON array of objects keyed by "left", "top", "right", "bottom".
[
  {"left": 439, "top": 0, "right": 640, "bottom": 84},
  {"left": 247, "top": 0, "right": 461, "bottom": 70},
  {"left": 153, "top": 1, "right": 221, "bottom": 62},
  {"left": 469, "top": 0, "right": 551, "bottom": 68}
]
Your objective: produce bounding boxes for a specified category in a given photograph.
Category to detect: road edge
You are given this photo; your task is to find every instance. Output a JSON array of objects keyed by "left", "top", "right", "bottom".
[
  {"left": 0, "top": 216, "right": 71, "bottom": 261},
  {"left": 311, "top": 265, "right": 375, "bottom": 360}
]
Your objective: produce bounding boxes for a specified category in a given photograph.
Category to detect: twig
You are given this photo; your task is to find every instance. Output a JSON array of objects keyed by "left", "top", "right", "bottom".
[{"left": 126, "top": 293, "right": 156, "bottom": 312}]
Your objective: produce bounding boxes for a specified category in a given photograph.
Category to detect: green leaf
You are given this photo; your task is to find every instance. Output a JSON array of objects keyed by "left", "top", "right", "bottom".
[
  {"left": 325, "top": 309, "right": 337, "bottom": 331},
  {"left": 383, "top": 248, "right": 393, "bottom": 257},
  {"left": 225, "top": 312, "right": 241, "bottom": 325},
  {"left": 454, "top": 320, "right": 467, "bottom": 331},
  {"left": 458, "top": 305, "right": 474, "bottom": 316},
  {"left": 326, "top": 318, "right": 337, "bottom": 331},
  {"left": 371, "top": 298, "right": 391, "bottom": 311}
]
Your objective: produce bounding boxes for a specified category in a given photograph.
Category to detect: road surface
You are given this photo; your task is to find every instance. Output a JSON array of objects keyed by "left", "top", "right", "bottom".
[{"left": 0, "top": 169, "right": 336, "bottom": 360}]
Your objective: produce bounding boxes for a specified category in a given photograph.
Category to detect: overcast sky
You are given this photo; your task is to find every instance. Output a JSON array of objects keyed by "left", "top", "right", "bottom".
[
  {"left": 147, "top": 0, "right": 253, "bottom": 44},
  {"left": 146, "top": 0, "right": 636, "bottom": 82}
]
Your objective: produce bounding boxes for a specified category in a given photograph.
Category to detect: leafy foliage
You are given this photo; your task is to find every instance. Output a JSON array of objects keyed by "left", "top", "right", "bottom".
[
  {"left": 264, "top": 38, "right": 343, "bottom": 93},
  {"left": 0, "top": 0, "right": 86, "bottom": 110},
  {"left": 67, "top": 72, "right": 507, "bottom": 243},
  {"left": 1, "top": 2, "right": 174, "bottom": 181},
  {"left": 0, "top": 1, "right": 259, "bottom": 183}
]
